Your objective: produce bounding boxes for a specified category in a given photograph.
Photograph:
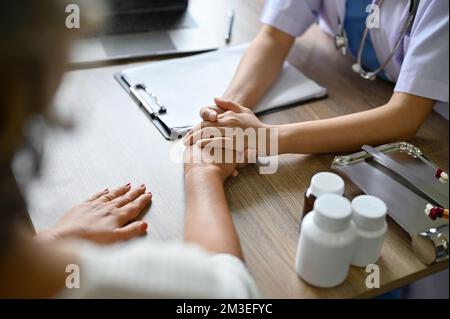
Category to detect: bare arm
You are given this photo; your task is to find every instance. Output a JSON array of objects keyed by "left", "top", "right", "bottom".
[
  {"left": 184, "top": 155, "right": 243, "bottom": 260},
  {"left": 278, "top": 92, "right": 435, "bottom": 154},
  {"left": 186, "top": 93, "right": 435, "bottom": 156},
  {"left": 200, "top": 25, "right": 294, "bottom": 121},
  {"left": 223, "top": 25, "right": 295, "bottom": 107}
]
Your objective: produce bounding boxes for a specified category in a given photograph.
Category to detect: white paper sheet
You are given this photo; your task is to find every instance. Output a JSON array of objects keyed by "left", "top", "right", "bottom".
[{"left": 120, "top": 45, "right": 327, "bottom": 130}]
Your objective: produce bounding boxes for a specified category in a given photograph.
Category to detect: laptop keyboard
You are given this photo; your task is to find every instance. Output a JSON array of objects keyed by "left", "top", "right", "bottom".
[{"left": 101, "top": 12, "right": 197, "bottom": 36}]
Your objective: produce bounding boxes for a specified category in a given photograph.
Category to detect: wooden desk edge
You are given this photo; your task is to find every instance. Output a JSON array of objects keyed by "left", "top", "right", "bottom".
[{"left": 357, "top": 260, "right": 449, "bottom": 299}]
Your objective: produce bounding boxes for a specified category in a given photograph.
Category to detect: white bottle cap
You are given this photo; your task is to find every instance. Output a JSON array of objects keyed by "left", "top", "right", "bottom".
[
  {"left": 352, "top": 195, "right": 387, "bottom": 231},
  {"left": 310, "top": 172, "right": 345, "bottom": 197},
  {"left": 314, "top": 194, "right": 352, "bottom": 232}
]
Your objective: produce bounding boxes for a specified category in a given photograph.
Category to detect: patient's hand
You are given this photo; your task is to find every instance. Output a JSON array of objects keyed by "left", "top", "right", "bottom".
[
  {"left": 184, "top": 144, "right": 240, "bottom": 183},
  {"left": 36, "top": 184, "right": 152, "bottom": 244}
]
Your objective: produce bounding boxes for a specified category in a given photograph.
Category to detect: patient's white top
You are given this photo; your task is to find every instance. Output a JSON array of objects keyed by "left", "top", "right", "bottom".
[{"left": 58, "top": 240, "right": 260, "bottom": 299}]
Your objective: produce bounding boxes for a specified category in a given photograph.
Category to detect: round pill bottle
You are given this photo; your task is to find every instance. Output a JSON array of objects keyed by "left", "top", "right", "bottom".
[
  {"left": 295, "top": 194, "right": 356, "bottom": 288},
  {"left": 351, "top": 195, "right": 388, "bottom": 267},
  {"left": 302, "top": 172, "right": 345, "bottom": 219}
]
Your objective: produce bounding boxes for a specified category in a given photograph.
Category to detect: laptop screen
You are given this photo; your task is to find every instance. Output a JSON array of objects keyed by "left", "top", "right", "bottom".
[{"left": 106, "top": 0, "right": 189, "bottom": 14}]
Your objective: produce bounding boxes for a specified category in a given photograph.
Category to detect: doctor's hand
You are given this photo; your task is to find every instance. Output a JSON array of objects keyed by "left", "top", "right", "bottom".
[
  {"left": 199, "top": 97, "right": 239, "bottom": 122},
  {"left": 184, "top": 98, "right": 270, "bottom": 154},
  {"left": 36, "top": 184, "right": 152, "bottom": 244},
  {"left": 199, "top": 103, "right": 224, "bottom": 122}
]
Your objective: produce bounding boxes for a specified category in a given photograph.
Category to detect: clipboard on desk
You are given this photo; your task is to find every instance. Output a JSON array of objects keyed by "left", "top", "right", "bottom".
[
  {"left": 116, "top": 76, "right": 178, "bottom": 140},
  {"left": 115, "top": 45, "right": 327, "bottom": 140}
]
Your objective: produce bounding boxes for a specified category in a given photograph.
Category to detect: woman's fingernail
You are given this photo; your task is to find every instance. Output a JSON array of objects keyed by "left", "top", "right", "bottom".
[
  {"left": 140, "top": 184, "right": 146, "bottom": 188},
  {"left": 104, "top": 189, "right": 109, "bottom": 193},
  {"left": 139, "top": 221, "right": 148, "bottom": 232},
  {"left": 125, "top": 182, "right": 131, "bottom": 187}
]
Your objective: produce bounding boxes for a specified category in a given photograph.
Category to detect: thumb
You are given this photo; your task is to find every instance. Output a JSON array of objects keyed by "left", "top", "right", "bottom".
[
  {"left": 113, "top": 221, "right": 148, "bottom": 242},
  {"left": 214, "top": 98, "right": 245, "bottom": 113}
]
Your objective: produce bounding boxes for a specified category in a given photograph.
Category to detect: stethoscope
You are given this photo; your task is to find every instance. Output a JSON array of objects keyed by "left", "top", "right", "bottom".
[{"left": 334, "top": 0, "right": 421, "bottom": 80}]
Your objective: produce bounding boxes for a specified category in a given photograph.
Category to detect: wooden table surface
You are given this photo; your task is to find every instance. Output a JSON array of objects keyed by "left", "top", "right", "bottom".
[{"left": 24, "top": 0, "right": 449, "bottom": 298}]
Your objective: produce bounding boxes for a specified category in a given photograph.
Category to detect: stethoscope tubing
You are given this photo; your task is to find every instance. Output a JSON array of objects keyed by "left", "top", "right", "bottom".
[{"left": 340, "top": 0, "right": 421, "bottom": 80}]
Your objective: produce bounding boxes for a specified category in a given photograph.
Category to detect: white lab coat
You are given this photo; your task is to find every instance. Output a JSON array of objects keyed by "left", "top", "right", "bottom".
[{"left": 262, "top": 0, "right": 449, "bottom": 118}]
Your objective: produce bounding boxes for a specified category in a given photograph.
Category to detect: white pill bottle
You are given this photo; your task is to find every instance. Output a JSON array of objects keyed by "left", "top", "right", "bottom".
[
  {"left": 295, "top": 194, "right": 356, "bottom": 288},
  {"left": 351, "top": 195, "right": 388, "bottom": 267}
]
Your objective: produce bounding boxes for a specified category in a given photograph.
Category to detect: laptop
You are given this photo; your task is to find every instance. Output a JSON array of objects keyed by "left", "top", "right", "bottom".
[{"left": 70, "top": 0, "right": 219, "bottom": 65}]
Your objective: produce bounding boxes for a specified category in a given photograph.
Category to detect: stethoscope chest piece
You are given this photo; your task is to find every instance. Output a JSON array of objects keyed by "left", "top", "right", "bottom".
[
  {"left": 337, "top": 0, "right": 420, "bottom": 81},
  {"left": 352, "top": 63, "right": 376, "bottom": 80},
  {"left": 352, "top": 63, "right": 362, "bottom": 74}
]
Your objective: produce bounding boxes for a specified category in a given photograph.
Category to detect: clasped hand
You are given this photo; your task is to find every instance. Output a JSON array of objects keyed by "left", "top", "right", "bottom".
[{"left": 183, "top": 98, "right": 270, "bottom": 157}]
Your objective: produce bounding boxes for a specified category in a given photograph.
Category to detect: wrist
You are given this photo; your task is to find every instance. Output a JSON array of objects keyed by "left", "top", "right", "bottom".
[
  {"left": 185, "top": 165, "right": 226, "bottom": 183},
  {"left": 260, "top": 124, "right": 287, "bottom": 156},
  {"left": 221, "top": 92, "right": 255, "bottom": 109},
  {"left": 35, "top": 229, "right": 61, "bottom": 242},
  {"left": 37, "top": 224, "right": 81, "bottom": 242},
  {"left": 276, "top": 124, "right": 292, "bottom": 155}
]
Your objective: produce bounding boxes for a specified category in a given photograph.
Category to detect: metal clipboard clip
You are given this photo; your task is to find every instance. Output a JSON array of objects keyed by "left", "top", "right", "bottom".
[{"left": 129, "top": 84, "right": 167, "bottom": 119}]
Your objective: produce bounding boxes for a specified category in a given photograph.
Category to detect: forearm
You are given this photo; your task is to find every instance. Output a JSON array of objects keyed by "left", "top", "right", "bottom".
[
  {"left": 277, "top": 94, "right": 435, "bottom": 154},
  {"left": 223, "top": 25, "right": 295, "bottom": 108},
  {"left": 184, "top": 168, "right": 243, "bottom": 260}
]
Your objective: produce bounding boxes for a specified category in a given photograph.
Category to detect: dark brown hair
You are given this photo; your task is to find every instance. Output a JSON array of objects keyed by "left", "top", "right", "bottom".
[{"left": 0, "top": 0, "right": 103, "bottom": 254}]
